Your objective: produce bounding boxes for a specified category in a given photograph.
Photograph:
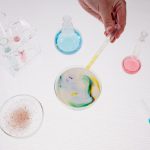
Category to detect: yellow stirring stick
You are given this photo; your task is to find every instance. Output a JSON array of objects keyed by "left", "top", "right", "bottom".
[{"left": 86, "top": 32, "right": 116, "bottom": 70}]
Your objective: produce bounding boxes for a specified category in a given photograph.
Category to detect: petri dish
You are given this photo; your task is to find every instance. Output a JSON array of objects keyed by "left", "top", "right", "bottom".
[
  {"left": 55, "top": 30, "right": 82, "bottom": 55},
  {"left": 55, "top": 67, "right": 101, "bottom": 110},
  {"left": 122, "top": 56, "right": 141, "bottom": 74},
  {"left": 0, "top": 95, "right": 44, "bottom": 138}
]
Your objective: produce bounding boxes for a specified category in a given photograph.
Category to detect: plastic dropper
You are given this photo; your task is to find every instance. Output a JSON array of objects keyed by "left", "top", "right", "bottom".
[{"left": 86, "top": 30, "right": 116, "bottom": 70}]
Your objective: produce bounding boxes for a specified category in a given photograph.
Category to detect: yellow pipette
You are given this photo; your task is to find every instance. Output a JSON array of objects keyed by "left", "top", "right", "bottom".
[{"left": 86, "top": 31, "right": 116, "bottom": 70}]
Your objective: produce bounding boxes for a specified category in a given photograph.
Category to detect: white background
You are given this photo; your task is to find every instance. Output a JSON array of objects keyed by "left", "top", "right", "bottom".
[{"left": 0, "top": 0, "right": 150, "bottom": 150}]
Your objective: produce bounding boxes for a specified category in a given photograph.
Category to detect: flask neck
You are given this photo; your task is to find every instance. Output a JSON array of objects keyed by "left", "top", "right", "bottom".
[
  {"left": 61, "top": 16, "right": 74, "bottom": 35},
  {"left": 132, "top": 31, "right": 148, "bottom": 57}
]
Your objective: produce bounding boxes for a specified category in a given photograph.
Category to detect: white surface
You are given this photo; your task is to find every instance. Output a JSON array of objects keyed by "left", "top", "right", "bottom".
[{"left": 0, "top": 0, "right": 150, "bottom": 150}]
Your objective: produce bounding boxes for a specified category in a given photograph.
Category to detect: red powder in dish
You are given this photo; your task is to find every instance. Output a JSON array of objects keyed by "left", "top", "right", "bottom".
[{"left": 9, "top": 106, "right": 31, "bottom": 129}]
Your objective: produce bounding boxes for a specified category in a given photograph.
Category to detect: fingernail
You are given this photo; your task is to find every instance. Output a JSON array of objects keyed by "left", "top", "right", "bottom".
[
  {"left": 104, "top": 31, "right": 109, "bottom": 36},
  {"left": 110, "top": 36, "right": 115, "bottom": 42},
  {"left": 116, "top": 31, "right": 121, "bottom": 39},
  {"left": 106, "top": 26, "right": 113, "bottom": 33},
  {"left": 116, "top": 34, "right": 120, "bottom": 39}
]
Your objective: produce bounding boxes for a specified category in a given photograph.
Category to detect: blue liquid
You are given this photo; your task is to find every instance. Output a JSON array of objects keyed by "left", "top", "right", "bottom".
[
  {"left": 148, "top": 118, "right": 150, "bottom": 124},
  {"left": 55, "top": 30, "right": 82, "bottom": 55}
]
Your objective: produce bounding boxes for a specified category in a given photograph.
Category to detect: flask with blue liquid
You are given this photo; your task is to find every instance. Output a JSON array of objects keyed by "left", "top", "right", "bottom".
[{"left": 55, "top": 16, "right": 82, "bottom": 55}]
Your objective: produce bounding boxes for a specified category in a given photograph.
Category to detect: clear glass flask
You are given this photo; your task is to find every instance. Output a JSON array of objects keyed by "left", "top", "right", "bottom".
[
  {"left": 55, "top": 16, "right": 82, "bottom": 55},
  {"left": 122, "top": 31, "right": 148, "bottom": 74}
]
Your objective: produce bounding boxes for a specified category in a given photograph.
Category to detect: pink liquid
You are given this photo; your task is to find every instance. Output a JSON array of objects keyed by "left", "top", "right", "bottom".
[
  {"left": 14, "top": 36, "right": 21, "bottom": 42},
  {"left": 19, "top": 50, "right": 26, "bottom": 62},
  {"left": 122, "top": 56, "right": 141, "bottom": 74}
]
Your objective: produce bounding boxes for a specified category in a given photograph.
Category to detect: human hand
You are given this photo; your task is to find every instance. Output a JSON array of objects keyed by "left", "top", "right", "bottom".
[{"left": 79, "top": 0, "right": 126, "bottom": 42}]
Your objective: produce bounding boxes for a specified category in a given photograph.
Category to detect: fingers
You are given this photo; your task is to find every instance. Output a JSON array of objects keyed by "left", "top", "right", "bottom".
[
  {"left": 78, "top": 0, "right": 102, "bottom": 22},
  {"left": 106, "top": 0, "right": 126, "bottom": 43},
  {"left": 100, "top": 7, "right": 116, "bottom": 42},
  {"left": 114, "top": 0, "right": 126, "bottom": 39},
  {"left": 79, "top": 0, "right": 115, "bottom": 42},
  {"left": 78, "top": 0, "right": 126, "bottom": 43}
]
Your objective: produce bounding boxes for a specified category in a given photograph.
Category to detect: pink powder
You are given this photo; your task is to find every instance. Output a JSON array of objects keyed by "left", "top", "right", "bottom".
[{"left": 8, "top": 106, "right": 31, "bottom": 129}]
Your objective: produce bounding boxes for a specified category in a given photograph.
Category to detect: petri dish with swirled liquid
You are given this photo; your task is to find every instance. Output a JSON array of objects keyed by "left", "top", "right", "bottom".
[{"left": 55, "top": 68, "right": 101, "bottom": 109}]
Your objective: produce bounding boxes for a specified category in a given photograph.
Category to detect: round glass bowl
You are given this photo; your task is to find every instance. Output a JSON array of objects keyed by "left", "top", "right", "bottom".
[
  {"left": 55, "top": 16, "right": 82, "bottom": 55},
  {"left": 55, "top": 67, "right": 101, "bottom": 110},
  {"left": 55, "top": 30, "right": 82, "bottom": 55},
  {"left": 0, "top": 95, "right": 44, "bottom": 138},
  {"left": 122, "top": 56, "right": 141, "bottom": 74}
]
